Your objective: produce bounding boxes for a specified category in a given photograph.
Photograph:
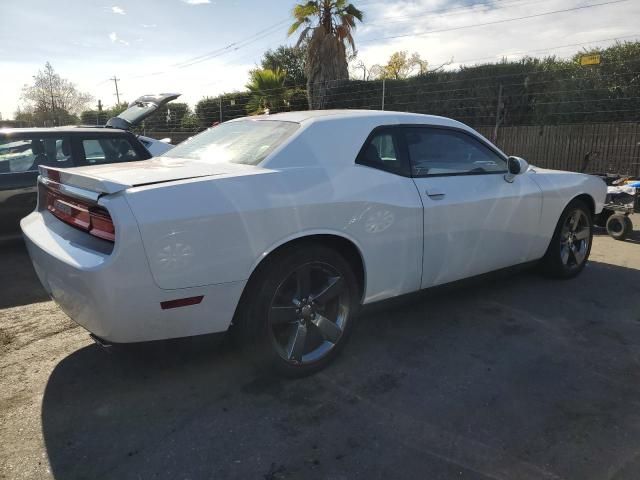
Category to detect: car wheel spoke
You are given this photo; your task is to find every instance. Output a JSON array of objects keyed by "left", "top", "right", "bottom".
[
  {"left": 560, "top": 245, "right": 570, "bottom": 265},
  {"left": 287, "top": 323, "right": 307, "bottom": 362},
  {"left": 311, "top": 314, "right": 342, "bottom": 344},
  {"left": 569, "top": 210, "right": 581, "bottom": 231},
  {"left": 270, "top": 305, "right": 299, "bottom": 325},
  {"left": 573, "top": 245, "right": 586, "bottom": 264},
  {"left": 296, "top": 264, "right": 312, "bottom": 300},
  {"left": 568, "top": 245, "right": 578, "bottom": 265},
  {"left": 311, "top": 276, "right": 343, "bottom": 306},
  {"left": 575, "top": 227, "right": 590, "bottom": 241}
]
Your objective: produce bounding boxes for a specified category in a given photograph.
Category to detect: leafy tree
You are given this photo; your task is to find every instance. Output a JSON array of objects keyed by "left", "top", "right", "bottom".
[
  {"left": 14, "top": 108, "right": 36, "bottom": 126},
  {"left": 180, "top": 113, "right": 201, "bottom": 132},
  {"left": 195, "top": 92, "right": 252, "bottom": 126},
  {"left": 79, "top": 103, "right": 131, "bottom": 126},
  {"left": 288, "top": 0, "right": 364, "bottom": 109},
  {"left": 20, "top": 62, "right": 92, "bottom": 126},
  {"left": 223, "top": 92, "right": 253, "bottom": 120},
  {"left": 287, "top": 88, "right": 309, "bottom": 111},
  {"left": 196, "top": 97, "right": 222, "bottom": 126},
  {"left": 109, "top": 102, "right": 129, "bottom": 117},
  {"left": 246, "top": 69, "right": 288, "bottom": 114},
  {"left": 143, "top": 102, "right": 190, "bottom": 132},
  {"left": 324, "top": 40, "right": 640, "bottom": 125},
  {"left": 261, "top": 45, "right": 307, "bottom": 87},
  {"left": 80, "top": 110, "right": 109, "bottom": 125},
  {"left": 374, "top": 51, "right": 428, "bottom": 80}
]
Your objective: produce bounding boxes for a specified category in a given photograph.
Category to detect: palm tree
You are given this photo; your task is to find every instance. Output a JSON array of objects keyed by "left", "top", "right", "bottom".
[
  {"left": 288, "top": 0, "right": 364, "bottom": 109},
  {"left": 245, "top": 68, "right": 288, "bottom": 115}
]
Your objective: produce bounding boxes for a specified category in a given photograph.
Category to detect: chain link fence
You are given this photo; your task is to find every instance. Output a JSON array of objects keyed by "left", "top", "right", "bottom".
[{"left": 136, "top": 57, "right": 640, "bottom": 175}]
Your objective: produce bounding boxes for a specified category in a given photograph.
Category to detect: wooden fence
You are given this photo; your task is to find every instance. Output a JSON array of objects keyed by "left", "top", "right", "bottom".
[
  {"left": 147, "top": 121, "right": 640, "bottom": 177},
  {"left": 476, "top": 122, "right": 640, "bottom": 177}
]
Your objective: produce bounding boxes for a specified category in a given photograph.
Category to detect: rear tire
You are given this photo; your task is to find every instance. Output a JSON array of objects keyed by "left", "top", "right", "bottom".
[
  {"left": 606, "top": 214, "right": 632, "bottom": 241},
  {"left": 540, "top": 199, "right": 593, "bottom": 279},
  {"left": 235, "top": 244, "right": 359, "bottom": 377}
]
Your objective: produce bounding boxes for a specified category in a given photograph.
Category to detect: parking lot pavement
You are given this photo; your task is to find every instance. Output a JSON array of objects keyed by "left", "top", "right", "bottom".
[{"left": 1, "top": 219, "right": 639, "bottom": 480}]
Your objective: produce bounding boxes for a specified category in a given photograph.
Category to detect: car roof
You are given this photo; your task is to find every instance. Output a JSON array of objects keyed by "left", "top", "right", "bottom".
[
  {"left": 0, "top": 126, "right": 130, "bottom": 135},
  {"left": 237, "top": 109, "right": 466, "bottom": 128}
]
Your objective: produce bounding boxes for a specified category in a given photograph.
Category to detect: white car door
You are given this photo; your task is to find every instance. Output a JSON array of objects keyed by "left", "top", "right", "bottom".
[{"left": 403, "top": 126, "right": 543, "bottom": 288}]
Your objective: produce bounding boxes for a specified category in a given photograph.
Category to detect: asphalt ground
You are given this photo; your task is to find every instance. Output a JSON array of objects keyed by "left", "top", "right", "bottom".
[{"left": 1, "top": 217, "right": 639, "bottom": 480}]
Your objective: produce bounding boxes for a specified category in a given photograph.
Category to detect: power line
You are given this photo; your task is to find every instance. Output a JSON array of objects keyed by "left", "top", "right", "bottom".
[
  {"left": 358, "top": 0, "right": 632, "bottom": 44},
  {"left": 128, "top": 18, "right": 290, "bottom": 79},
  {"left": 173, "top": 19, "right": 290, "bottom": 68}
]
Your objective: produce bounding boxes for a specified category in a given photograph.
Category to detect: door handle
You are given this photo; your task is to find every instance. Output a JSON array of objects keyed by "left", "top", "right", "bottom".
[{"left": 425, "top": 188, "right": 445, "bottom": 199}]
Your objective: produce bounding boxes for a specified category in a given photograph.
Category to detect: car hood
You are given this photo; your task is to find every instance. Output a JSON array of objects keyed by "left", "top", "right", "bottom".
[
  {"left": 39, "top": 157, "right": 263, "bottom": 194},
  {"left": 106, "top": 93, "right": 181, "bottom": 130}
]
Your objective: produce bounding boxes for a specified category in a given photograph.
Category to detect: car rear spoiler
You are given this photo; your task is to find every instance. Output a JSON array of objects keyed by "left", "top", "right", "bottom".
[{"left": 39, "top": 166, "right": 130, "bottom": 195}]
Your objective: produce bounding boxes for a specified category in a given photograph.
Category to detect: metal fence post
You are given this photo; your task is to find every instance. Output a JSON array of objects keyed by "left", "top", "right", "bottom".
[
  {"left": 381, "top": 79, "right": 386, "bottom": 111},
  {"left": 219, "top": 95, "right": 223, "bottom": 123}
]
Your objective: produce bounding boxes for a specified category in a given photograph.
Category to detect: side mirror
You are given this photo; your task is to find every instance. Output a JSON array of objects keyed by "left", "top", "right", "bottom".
[{"left": 505, "top": 156, "right": 529, "bottom": 183}]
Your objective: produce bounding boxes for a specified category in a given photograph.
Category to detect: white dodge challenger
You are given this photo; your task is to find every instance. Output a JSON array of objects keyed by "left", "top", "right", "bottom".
[{"left": 21, "top": 110, "right": 606, "bottom": 376}]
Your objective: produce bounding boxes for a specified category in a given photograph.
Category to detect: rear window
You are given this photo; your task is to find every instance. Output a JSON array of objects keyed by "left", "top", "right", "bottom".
[
  {"left": 81, "top": 138, "right": 141, "bottom": 165},
  {"left": 0, "top": 136, "right": 73, "bottom": 173},
  {"left": 164, "top": 120, "right": 299, "bottom": 166}
]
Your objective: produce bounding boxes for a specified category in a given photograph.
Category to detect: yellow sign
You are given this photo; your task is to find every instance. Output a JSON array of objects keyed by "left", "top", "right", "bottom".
[{"left": 580, "top": 54, "right": 601, "bottom": 66}]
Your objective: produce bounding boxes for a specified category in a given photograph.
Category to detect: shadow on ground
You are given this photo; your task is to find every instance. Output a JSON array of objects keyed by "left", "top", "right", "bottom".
[
  {"left": 41, "top": 260, "right": 640, "bottom": 480},
  {"left": 0, "top": 238, "right": 49, "bottom": 309}
]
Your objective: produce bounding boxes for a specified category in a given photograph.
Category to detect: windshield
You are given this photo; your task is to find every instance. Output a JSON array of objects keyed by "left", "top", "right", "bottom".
[{"left": 164, "top": 120, "right": 299, "bottom": 165}]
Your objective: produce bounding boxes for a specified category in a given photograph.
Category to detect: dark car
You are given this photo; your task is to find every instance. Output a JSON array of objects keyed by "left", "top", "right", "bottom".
[
  {"left": 0, "top": 93, "right": 180, "bottom": 239},
  {"left": 0, "top": 128, "right": 152, "bottom": 238}
]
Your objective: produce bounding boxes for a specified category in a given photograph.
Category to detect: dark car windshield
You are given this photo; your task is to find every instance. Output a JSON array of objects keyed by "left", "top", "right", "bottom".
[{"left": 164, "top": 119, "right": 299, "bottom": 166}]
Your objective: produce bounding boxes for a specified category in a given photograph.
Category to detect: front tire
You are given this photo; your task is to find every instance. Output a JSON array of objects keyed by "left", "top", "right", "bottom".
[
  {"left": 540, "top": 199, "right": 593, "bottom": 279},
  {"left": 236, "top": 244, "right": 359, "bottom": 377}
]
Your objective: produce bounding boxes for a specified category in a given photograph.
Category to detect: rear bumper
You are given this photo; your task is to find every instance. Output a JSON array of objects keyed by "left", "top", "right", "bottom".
[{"left": 21, "top": 210, "right": 245, "bottom": 343}]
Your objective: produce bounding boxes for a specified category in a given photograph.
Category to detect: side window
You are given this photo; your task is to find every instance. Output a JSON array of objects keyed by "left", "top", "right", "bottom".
[
  {"left": 81, "top": 137, "right": 141, "bottom": 165},
  {"left": 0, "top": 136, "right": 73, "bottom": 174},
  {"left": 404, "top": 128, "right": 507, "bottom": 177},
  {"left": 356, "top": 129, "right": 406, "bottom": 175}
]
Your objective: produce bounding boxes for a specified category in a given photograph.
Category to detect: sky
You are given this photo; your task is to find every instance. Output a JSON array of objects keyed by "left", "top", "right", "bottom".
[{"left": 0, "top": 0, "right": 638, "bottom": 119}]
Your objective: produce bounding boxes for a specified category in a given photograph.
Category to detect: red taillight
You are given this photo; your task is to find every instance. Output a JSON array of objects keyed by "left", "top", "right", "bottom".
[{"left": 45, "top": 186, "right": 115, "bottom": 242}]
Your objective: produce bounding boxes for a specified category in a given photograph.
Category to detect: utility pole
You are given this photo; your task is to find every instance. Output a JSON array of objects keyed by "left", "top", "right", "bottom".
[
  {"left": 110, "top": 76, "right": 121, "bottom": 104},
  {"left": 97, "top": 100, "right": 102, "bottom": 125}
]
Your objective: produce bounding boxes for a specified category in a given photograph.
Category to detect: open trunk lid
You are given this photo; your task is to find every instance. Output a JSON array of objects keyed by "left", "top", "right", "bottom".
[
  {"left": 106, "top": 93, "right": 181, "bottom": 130},
  {"left": 39, "top": 157, "right": 259, "bottom": 195}
]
